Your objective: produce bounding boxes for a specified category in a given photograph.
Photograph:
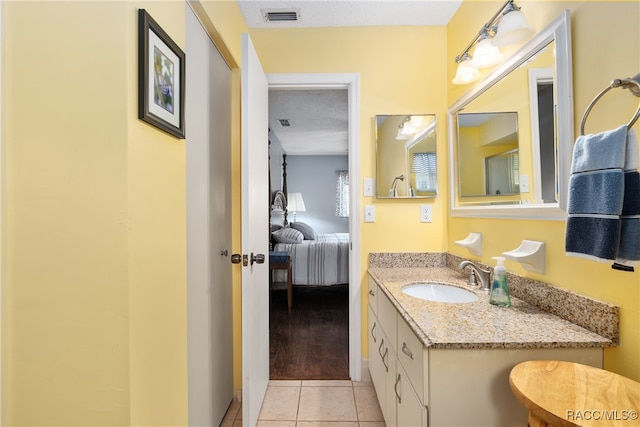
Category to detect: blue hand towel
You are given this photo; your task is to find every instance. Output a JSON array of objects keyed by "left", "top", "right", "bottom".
[
  {"left": 565, "top": 125, "right": 631, "bottom": 265},
  {"left": 614, "top": 130, "right": 640, "bottom": 269}
]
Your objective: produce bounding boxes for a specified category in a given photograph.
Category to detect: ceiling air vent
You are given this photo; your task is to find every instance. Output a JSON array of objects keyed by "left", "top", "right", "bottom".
[
  {"left": 263, "top": 9, "right": 299, "bottom": 22},
  {"left": 278, "top": 119, "right": 291, "bottom": 127}
]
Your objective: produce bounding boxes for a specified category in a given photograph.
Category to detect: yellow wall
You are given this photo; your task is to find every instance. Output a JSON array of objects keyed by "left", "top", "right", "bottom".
[
  {"left": 4, "top": 1, "right": 188, "bottom": 424},
  {"left": 447, "top": 1, "right": 640, "bottom": 381}
]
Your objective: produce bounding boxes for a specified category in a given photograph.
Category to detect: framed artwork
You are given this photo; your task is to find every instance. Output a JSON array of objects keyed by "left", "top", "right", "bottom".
[{"left": 138, "top": 9, "right": 185, "bottom": 138}]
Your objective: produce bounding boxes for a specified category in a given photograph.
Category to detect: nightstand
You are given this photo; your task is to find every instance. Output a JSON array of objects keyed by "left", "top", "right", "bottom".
[{"left": 269, "top": 251, "right": 292, "bottom": 312}]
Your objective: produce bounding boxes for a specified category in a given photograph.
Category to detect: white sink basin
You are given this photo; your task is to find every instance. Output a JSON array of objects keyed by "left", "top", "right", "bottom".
[{"left": 402, "top": 283, "right": 478, "bottom": 303}]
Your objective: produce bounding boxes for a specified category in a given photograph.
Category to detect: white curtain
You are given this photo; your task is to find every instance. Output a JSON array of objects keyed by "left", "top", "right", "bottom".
[
  {"left": 411, "top": 152, "right": 437, "bottom": 192},
  {"left": 335, "top": 170, "right": 349, "bottom": 217}
]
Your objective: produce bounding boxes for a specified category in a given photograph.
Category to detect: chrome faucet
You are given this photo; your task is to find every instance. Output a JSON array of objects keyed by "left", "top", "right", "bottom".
[{"left": 459, "top": 260, "right": 491, "bottom": 291}]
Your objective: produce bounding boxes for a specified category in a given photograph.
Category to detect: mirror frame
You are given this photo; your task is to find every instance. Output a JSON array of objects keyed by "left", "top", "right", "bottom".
[{"left": 448, "top": 10, "right": 573, "bottom": 220}]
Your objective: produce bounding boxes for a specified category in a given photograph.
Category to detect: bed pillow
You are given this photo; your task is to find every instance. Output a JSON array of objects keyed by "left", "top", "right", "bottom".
[
  {"left": 272, "top": 227, "right": 304, "bottom": 244},
  {"left": 290, "top": 222, "right": 317, "bottom": 240}
]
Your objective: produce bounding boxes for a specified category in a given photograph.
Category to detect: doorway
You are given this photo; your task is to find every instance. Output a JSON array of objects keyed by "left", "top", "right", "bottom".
[{"left": 267, "top": 73, "right": 362, "bottom": 382}]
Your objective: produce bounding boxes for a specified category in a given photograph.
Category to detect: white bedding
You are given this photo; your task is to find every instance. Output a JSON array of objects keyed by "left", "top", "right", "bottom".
[{"left": 273, "top": 233, "right": 349, "bottom": 286}]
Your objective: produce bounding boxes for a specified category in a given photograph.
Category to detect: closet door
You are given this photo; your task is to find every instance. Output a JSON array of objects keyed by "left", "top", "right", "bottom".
[{"left": 186, "top": 6, "right": 233, "bottom": 426}]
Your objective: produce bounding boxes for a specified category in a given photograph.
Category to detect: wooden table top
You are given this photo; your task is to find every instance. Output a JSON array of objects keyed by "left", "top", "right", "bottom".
[{"left": 509, "top": 360, "right": 640, "bottom": 427}]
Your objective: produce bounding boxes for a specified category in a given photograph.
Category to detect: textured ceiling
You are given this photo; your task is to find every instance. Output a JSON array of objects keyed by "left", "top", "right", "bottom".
[
  {"left": 269, "top": 89, "right": 349, "bottom": 155},
  {"left": 244, "top": 0, "right": 463, "bottom": 155}
]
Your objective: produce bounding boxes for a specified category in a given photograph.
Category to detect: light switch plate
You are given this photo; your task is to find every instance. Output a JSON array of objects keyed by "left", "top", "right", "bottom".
[
  {"left": 364, "top": 178, "right": 375, "bottom": 197},
  {"left": 420, "top": 205, "right": 432, "bottom": 223},
  {"left": 364, "top": 205, "right": 376, "bottom": 222},
  {"left": 520, "top": 174, "right": 530, "bottom": 192}
]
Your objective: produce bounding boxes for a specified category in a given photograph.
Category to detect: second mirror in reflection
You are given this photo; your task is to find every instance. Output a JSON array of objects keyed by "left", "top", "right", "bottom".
[
  {"left": 458, "top": 112, "right": 520, "bottom": 198},
  {"left": 376, "top": 114, "right": 437, "bottom": 198}
]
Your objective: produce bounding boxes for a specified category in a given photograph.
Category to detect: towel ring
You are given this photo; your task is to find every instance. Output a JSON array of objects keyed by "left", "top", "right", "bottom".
[{"left": 579, "top": 77, "right": 640, "bottom": 136}]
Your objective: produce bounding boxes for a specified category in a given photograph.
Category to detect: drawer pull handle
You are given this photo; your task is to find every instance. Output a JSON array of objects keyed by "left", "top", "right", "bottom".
[
  {"left": 371, "top": 322, "right": 377, "bottom": 343},
  {"left": 402, "top": 342, "right": 414, "bottom": 360},
  {"left": 378, "top": 338, "right": 385, "bottom": 358},
  {"left": 394, "top": 373, "right": 402, "bottom": 404},
  {"left": 369, "top": 289, "right": 375, "bottom": 296},
  {"left": 382, "top": 347, "right": 389, "bottom": 372}
]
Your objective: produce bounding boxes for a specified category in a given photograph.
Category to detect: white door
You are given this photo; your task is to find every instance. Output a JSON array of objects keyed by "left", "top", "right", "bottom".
[
  {"left": 241, "top": 33, "right": 270, "bottom": 426},
  {"left": 185, "top": 6, "right": 233, "bottom": 426}
]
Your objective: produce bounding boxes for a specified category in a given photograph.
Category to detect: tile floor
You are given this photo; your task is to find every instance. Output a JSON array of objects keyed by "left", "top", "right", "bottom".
[{"left": 221, "top": 379, "right": 386, "bottom": 427}]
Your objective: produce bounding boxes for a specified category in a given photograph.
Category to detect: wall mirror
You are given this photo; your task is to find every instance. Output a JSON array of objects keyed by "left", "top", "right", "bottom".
[
  {"left": 448, "top": 10, "right": 573, "bottom": 219},
  {"left": 376, "top": 114, "right": 437, "bottom": 198}
]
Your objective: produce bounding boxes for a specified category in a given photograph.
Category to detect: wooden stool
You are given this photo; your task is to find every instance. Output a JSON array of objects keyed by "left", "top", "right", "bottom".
[
  {"left": 509, "top": 360, "right": 640, "bottom": 427},
  {"left": 269, "top": 251, "right": 292, "bottom": 312}
]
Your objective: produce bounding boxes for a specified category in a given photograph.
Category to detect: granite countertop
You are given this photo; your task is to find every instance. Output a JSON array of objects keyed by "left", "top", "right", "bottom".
[{"left": 368, "top": 267, "right": 614, "bottom": 350}]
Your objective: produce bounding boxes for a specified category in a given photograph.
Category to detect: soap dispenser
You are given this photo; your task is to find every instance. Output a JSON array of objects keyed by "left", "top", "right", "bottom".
[{"left": 489, "top": 257, "right": 511, "bottom": 307}]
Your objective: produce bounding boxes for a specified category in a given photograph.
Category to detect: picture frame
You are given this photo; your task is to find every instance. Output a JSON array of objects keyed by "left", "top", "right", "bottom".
[{"left": 138, "top": 9, "right": 185, "bottom": 139}]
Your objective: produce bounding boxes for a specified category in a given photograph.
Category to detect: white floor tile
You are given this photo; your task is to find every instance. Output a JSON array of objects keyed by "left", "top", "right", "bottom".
[
  {"left": 257, "top": 385, "right": 301, "bottom": 421},
  {"left": 302, "top": 379, "right": 353, "bottom": 387},
  {"left": 297, "top": 386, "right": 358, "bottom": 422},
  {"left": 354, "top": 385, "right": 385, "bottom": 422}
]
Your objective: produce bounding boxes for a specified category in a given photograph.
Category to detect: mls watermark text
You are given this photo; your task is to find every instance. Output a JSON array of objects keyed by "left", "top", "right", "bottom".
[{"left": 566, "top": 409, "right": 638, "bottom": 422}]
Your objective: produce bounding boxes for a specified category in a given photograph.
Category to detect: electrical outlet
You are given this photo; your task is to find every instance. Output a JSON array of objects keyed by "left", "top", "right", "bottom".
[
  {"left": 364, "top": 205, "right": 376, "bottom": 222},
  {"left": 420, "top": 204, "right": 432, "bottom": 223},
  {"left": 363, "top": 178, "right": 375, "bottom": 197}
]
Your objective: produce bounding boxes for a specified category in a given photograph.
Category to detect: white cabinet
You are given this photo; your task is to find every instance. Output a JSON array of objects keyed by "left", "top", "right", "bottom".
[
  {"left": 368, "top": 282, "right": 426, "bottom": 427},
  {"left": 368, "top": 277, "right": 603, "bottom": 427},
  {"left": 396, "top": 362, "right": 427, "bottom": 427}
]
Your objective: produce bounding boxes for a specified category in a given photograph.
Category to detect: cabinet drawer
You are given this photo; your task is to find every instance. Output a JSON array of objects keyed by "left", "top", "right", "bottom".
[
  {"left": 397, "top": 316, "right": 427, "bottom": 404},
  {"left": 378, "top": 290, "right": 397, "bottom": 354},
  {"left": 368, "top": 278, "right": 378, "bottom": 315}
]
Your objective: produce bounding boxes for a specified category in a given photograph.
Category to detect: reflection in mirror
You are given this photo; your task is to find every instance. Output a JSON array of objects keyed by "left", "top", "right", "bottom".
[
  {"left": 448, "top": 10, "right": 573, "bottom": 219},
  {"left": 458, "top": 112, "right": 519, "bottom": 198},
  {"left": 376, "top": 115, "right": 437, "bottom": 198}
]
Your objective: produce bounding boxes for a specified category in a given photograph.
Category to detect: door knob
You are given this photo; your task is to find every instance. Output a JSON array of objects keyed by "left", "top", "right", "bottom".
[
  {"left": 231, "top": 254, "right": 242, "bottom": 264},
  {"left": 251, "top": 253, "right": 265, "bottom": 265}
]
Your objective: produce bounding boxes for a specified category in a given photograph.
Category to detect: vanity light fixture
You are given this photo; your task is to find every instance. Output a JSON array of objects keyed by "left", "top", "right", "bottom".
[
  {"left": 452, "top": 53, "right": 482, "bottom": 85},
  {"left": 468, "top": 29, "right": 503, "bottom": 68},
  {"left": 396, "top": 115, "right": 428, "bottom": 140},
  {"left": 452, "top": 0, "right": 534, "bottom": 84}
]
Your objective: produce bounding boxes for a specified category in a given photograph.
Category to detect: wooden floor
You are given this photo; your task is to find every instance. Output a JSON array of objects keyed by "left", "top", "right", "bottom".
[{"left": 270, "top": 285, "right": 350, "bottom": 380}]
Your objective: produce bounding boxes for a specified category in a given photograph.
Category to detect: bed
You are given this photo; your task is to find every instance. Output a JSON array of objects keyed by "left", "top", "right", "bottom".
[
  {"left": 273, "top": 232, "right": 350, "bottom": 286},
  {"left": 270, "top": 153, "right": 349, "bottom": 287}
]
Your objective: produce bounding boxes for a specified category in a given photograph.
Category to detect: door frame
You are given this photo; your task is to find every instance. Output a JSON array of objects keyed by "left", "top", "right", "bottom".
[{"left": 267, "top": 73, "right": 362, "bottom": 381}]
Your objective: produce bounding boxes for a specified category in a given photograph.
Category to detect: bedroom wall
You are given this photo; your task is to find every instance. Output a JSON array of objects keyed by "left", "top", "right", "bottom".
[{"left": 285, "top": 155, "right": 349, "bottom": 234}]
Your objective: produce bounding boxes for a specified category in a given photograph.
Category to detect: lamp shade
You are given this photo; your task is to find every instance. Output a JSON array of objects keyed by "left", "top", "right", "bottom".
[
  {"left": 452, "top": 59, "right": 481, "bottom": 85},
  {"left": 287, "top": 192, "right": 306, "bottom": 213},
  {"left": 492, "top": 9, "right": 534, "bottom": 47},
  {"left": 469, "top": 37, "right": 503, "bottom": 68}
]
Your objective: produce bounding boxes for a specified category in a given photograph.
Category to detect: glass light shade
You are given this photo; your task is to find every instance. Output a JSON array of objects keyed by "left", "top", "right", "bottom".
[
  {"left": 469, "top": 38, "right": 503, "bottom": 68},
  {"left": 492, "top": 10, "right": 535, "bottom": 47},
  {"left": 452, "top": 59, "right": 482, "bottom": 85}
]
